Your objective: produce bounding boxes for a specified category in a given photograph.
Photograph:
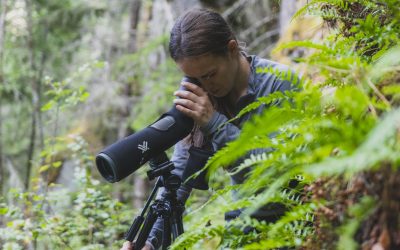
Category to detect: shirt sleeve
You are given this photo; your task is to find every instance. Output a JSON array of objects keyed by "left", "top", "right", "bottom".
[{"left": 199, "top": 111, "right": 239, "bottom": 151}]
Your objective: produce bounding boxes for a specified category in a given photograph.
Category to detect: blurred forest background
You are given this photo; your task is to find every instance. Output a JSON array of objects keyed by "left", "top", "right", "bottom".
[{"left": 0, "top": 0, "right": 399, "bottom": 249}]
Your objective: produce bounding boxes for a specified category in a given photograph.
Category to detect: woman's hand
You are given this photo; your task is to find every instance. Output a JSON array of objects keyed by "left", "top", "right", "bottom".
[
  {"left": 173, "top": 81, "right": 215, "bottom": 127},
  {"left": 120, "top": 241, "right": 153, "bottom": 250}
]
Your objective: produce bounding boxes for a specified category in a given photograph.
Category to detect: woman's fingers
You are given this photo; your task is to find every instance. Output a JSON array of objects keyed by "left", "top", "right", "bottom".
[
  {"left": 175, "top": 101, "right": 214, "bottom": 127},
  {"left": 174, "top": 81, "right": 214, "bottom": 126},
  {"left": 174, "top": 90, "right": 198, "bottom": 103},
  {"left": 175, "top": 104, "right": 197, "bottom": 118},
  {"left": 181, "top": 81, "right": 206, "bottom": 96},
  {"left": 173, "top": 98, "right": 196, "bottom": 110},
  {"left": 120, "top": 241, "right": 133, "bottom": 250}
]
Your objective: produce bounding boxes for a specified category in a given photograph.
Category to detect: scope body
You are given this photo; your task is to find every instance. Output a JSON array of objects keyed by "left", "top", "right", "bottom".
[{"left": 96, "top": 77, "right": 199, "bottom": 183}]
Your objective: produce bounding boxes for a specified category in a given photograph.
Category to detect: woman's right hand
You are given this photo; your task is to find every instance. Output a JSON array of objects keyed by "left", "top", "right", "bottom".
[{"left": 120, "top": 241, "right": 153, "bottom": 250}]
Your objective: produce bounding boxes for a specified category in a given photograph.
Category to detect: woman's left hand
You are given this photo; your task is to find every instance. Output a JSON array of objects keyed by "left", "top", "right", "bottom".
[{"left": 173, "top": 81, "right": 215, "bottom": 127}]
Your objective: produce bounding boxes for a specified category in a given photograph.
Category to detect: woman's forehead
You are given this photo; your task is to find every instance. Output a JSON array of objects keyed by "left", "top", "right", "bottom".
[{"left": 177, "top": 54, "right": 222, "bottom": 77}]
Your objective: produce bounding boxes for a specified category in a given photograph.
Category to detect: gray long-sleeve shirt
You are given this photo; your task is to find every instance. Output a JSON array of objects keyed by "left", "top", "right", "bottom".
[{"left": 147, "top": 54, "right": 297, "bottom": 249}]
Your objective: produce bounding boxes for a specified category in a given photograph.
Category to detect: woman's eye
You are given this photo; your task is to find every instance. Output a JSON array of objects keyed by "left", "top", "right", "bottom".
[{"left": 203, "top": 71, "right": 216, "bottom": 80}]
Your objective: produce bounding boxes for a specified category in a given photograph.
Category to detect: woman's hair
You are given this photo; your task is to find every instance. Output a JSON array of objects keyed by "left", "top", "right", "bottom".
[
  {"left": 169, "top": 9, "right": 242, "bottom": 148},
  {"left": 169, "top": 8, "right": 237, "bottom": 61}
]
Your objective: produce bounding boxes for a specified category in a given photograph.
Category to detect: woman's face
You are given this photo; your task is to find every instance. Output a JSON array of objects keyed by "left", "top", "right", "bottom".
[{"left": 177, "top": 47, "right": 240, "bottom": 98}]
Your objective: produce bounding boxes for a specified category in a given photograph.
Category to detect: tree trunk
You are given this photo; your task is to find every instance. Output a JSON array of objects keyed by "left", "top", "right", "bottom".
[
  {"left": 25, "top": 0, "right": 37, "bottom": 191},
  {"left": 127, "top": 0, "right": 152, "bottom": 210},
  {"left": 0, "top": 0, "right": 8, "bottom": 197},
  {"left": 279, "top": 0, "right": 298, "bottom": 36},
  {"left": 128, "top": 0, "right": 141, "bottom": 53},
  {"left": 24, "top": 0, "right": 46, "bottom": 191}
]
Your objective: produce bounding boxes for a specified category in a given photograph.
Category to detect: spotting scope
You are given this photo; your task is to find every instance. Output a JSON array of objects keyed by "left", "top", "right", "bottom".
[{"left": 95, "top": 77, "right": 199, "bottom": 183}]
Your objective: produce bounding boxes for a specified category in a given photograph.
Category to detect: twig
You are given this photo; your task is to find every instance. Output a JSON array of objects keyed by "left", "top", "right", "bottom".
[
  {"left": 247, "top": 29, "right": 280, "bottom": 51},
  {"left": 222, "top": 0, "right": 258, "bottom": 19},
  {"left": 239, "top": 15, "right": 278, "bottom": 39},
  {"left": 366, "top": 78, "right": 391, "bottom": 107}
]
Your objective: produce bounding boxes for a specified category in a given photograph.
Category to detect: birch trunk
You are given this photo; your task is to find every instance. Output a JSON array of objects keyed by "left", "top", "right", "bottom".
[
  {"left": 279, "top": 0, "right": 298, "bottom": 36},
  {"left": 0, "top": 0, "right": 8, "bottom": 197},
  {"left": 128, "top": 0, "right": 151, "bottom": 210},
  {"left": 24, "top": 0, "right": 48, "bottom": 190}
]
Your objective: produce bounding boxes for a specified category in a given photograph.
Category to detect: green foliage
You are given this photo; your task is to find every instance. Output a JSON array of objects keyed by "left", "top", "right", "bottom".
[
  {"left": 112, "top": 34, "right": 182, "bottom": 131},
  {"left": 0, "top": 0, "right": 105, "bottom": 184},
  {"left": 1, "top": 0, "right": 399, "bottom": 249},
  {"left": 0, "top": 141, "right": 132, "bottom": 249},
  {"left": 1, "top": 4, "right": 122, "bottom": 245},
  {"left": 1, "top": 60, "right": 130, "bottom": 249},
  {"left": 172, "top": 1, "right": 400, "bottom": 249}
]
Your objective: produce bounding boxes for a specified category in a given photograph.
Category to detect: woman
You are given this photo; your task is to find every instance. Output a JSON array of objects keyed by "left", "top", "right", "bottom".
[{"left": 122, "top": 8, "right": 296, "bottom": 250}]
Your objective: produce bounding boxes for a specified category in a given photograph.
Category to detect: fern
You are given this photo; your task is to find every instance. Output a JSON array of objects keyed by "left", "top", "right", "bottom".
[
  {"left": 176, "top": 1, "right": 400, "bottom": 249},
  {"left": 306, "top": 107, "right": 400, "bottom": 177}
]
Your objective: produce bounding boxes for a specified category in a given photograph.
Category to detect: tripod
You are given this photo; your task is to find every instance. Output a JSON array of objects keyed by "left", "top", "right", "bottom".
[{"left": 125, "top": 153, "right": 185, "bottom": 250}]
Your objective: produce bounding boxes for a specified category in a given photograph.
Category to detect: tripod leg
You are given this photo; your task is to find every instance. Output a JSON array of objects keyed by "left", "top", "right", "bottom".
[
  {"left": 171, "top": 213, "right": 184, "bottom": 241},
  {"left": 135, "top": 206, "right": 158, "bottom": 250},
  {"left": 162, "top": 214, "right": 171, "bottom": 250}
]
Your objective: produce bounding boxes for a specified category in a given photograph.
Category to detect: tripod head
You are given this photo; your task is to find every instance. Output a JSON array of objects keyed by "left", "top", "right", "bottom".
[{"left": 147, "top": 152, "right": 181, "bottom": 191}]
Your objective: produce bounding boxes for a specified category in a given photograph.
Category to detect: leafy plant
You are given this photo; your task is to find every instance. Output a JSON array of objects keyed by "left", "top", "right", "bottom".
[
  {"left": 172, "top": 1, "right": 400, "bottom": 249},
  {"left": 0, "top": 61, "right": 131, "bottom": 249}
]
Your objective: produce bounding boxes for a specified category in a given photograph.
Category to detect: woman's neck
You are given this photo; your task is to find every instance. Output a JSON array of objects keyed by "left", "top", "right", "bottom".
[{"left": 228, "top": 53, "right": 251, "bottom": 105}]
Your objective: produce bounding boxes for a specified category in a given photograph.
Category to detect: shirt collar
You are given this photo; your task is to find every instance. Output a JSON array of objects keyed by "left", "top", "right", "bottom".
[{"left": 234, "top": 53, "right": 257, "bottom": 113}]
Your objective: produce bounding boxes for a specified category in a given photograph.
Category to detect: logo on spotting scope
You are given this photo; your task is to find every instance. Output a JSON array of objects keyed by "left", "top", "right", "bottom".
[{"left": 138, "top": 141, "right": 150, "bottom": 154}]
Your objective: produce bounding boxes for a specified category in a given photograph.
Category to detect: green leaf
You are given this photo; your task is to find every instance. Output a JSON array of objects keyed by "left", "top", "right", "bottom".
[
  {"left": 39, "top": 164, "right": 50, "bottom": 173},
  {"left": 41, "top": 101, "right": 55, "bottom": 111},
  {"left": 306, "top": 108, "right": 400, "bottom": 177},
  {"left": 52, "top": 161, "right": 62, "bottom": 168},
  {"left": 0, "top": 207, "right": 8, "bottom": 215}
]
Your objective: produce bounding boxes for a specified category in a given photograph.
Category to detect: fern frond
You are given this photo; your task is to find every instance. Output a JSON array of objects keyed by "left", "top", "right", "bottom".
[
  {"left": 273, "top": 40, "right": 335, "bottom": 55},
  {"left": 228, "top": 152, "right": 269, "bottom": 176},
  {"left": 306, "top": 107, "right": 400, "bottom": 177}
]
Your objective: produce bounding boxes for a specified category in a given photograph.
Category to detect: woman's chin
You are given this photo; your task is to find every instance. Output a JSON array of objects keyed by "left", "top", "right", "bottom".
[{"left": 211, "top": 89, "right": 228, "bottom": 98}]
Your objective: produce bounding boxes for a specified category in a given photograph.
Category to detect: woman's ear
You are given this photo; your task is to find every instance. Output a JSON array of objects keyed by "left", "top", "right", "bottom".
[{"left": 227, "top": 40, "right": 239, "bottom": 56}]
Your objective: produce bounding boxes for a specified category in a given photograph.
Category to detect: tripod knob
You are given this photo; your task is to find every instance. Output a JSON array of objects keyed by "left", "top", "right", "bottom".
[
  {"left": 147, "top": 161, "right": 175, "bottom": 180},
  {"left": 163, "top": 174, "right": 181, "bottom": 190}
]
